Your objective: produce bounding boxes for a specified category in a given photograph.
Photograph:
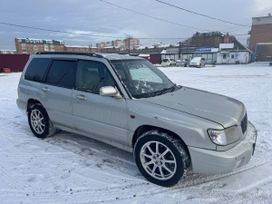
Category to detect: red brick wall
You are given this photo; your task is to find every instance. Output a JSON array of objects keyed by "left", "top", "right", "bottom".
[
  {"left": 249, "top": 24, "right": 272, "bottom": 51},
  {"left": 0, "top": 54, "right": 29, "bottom": 72}
]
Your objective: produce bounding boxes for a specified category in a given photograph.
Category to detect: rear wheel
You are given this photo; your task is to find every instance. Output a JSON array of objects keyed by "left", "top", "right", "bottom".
[
  {"left": 28, "top": 104, "right": 54, "bottom": 138},
  {"left": 134, "top": 130, "right": 190, "bottom": 187}
]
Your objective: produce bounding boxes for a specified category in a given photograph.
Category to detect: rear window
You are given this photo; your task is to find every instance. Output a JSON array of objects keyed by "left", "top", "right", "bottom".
[
  {"left": 25, "top": 58, "right": 51, "bottom": 82},
  {"left": 46, "top": 60, "right": 76, "bottom": 89}
]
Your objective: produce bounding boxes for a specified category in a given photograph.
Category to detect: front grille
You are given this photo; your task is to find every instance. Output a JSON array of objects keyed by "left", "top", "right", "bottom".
[{"left": 241, "top": 114, "right": 248, "bottom": 134}]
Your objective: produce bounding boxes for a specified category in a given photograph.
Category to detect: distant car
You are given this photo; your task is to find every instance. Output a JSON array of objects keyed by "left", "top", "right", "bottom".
[
  {"left": 190, "top": 57, "right": 205, "bottom": 68},
  {"left": 176, "top": 59, "right": 189, "bottom": 67},
  {"left": 161, "top": 58, "right": 176, "bottom": 67}
]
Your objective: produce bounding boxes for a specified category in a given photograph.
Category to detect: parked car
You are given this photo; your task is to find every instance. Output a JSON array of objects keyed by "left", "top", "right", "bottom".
[
  {"left": 161, "top": 58, "right": 176, "bottom": 67},
  {"left": 17, "top": 52, "right": 257, "bottom": 187},
  {"left": 190, "top": 57, "right": 206, "bottom": 68},
  {"left": 176, "top": 59, "right": 189, "bottom": 67}
]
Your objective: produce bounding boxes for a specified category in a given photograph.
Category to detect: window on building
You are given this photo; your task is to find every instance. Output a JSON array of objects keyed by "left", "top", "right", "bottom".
[
  {"left": 33, "top": 45, "right": 38, "bottom": 51},
  {"left": 46, "top": 60, "right": 76, "bottom": 89},
  {"left": 44, "top": 45, "right": 49, "bottom": 51},
  {"left": 25, "top": 58, "right": 51, "bottom": 82},
  {"left": 50, "top": 45, "right": 55, "bottom": 51},
  {"left": 223, "top": 54, "right": 227, "bottom": 59}
]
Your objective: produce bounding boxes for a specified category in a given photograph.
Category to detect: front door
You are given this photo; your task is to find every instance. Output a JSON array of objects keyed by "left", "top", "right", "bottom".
[{"left": 72, "top": 59, "right": 129, "bottom": 147}]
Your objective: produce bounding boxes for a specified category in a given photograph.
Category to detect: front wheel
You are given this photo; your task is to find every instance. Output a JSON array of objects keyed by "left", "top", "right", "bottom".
[{"left": 134, "top": 130, "right": 190, "bottom": 187}]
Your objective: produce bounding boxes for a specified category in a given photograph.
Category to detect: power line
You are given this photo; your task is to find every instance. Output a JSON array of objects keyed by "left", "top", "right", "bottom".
[
  {"left": 0, "top": 21, "right": 250, "bottom": 42},
  {"left": 0, "top": 21, "right": 191, "bottom": 39},
  {"left": 99, "top": 0, "right": 211, "bottom": 32},
  {"left": 0, "top": 21, "right": 127, "bottom": 39},
  {"left": 155, "top": 0, "right": 250, "bottom": 27},
  {"left": 0, "top": 21, "right": 191, "bottom": 40}
]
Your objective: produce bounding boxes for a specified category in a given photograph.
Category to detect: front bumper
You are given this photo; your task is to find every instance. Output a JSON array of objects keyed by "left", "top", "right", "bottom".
[{"left": 188, "top": 121, "right": 257, "bottom": 174}]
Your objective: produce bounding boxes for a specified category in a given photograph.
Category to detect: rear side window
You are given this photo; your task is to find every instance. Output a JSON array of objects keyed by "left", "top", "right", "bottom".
[
  {"left": 25, "top": 58, "right": 51, "bottom": 82},
  {"left": 46, "top": 60, "right": 76, "bottom": 89}
]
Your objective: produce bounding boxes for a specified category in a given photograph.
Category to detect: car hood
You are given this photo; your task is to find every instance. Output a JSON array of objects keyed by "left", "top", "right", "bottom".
[{"left": 142, "top": 87, "right": 246, "bottom": 128}]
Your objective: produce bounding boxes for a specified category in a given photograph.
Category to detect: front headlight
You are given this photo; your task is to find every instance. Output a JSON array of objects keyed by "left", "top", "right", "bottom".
[{"left": 208, "top": 129, "right": 227, "bottom": 146}]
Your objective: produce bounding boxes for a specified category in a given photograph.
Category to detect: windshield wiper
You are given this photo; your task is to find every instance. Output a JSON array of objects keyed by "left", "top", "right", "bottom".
[{"left": 152, "top": 84, "right": 179, "bottom": 96}]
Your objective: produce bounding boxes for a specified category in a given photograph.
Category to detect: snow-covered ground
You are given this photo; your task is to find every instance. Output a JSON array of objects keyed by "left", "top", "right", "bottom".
[{"left": 0, "top": 63, "right": 272, "bottom": 204}]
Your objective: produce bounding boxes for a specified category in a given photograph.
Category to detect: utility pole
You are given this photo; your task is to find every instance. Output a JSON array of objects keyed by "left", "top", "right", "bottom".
[
  {"left": 89, "top": 43, "right": 92, "bottom": 53},
  {"left": 178, "top": 41, "right": 182, "bottom": 59},
  {"left": 124, "top": 33, "right": 131, "bottom": 55}
]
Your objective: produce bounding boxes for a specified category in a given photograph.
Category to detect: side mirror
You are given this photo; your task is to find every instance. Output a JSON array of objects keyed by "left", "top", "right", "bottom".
[{"left": 99, "top": 86, "right": 122, "bottom": 99}]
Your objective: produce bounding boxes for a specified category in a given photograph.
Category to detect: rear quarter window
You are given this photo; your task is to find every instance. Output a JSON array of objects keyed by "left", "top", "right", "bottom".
[
  {"left": 45, "top": 60, "right": 76, "bottom": 89},
  {"left": 25, "top": 58, "right": 51, "bottom": 82}
]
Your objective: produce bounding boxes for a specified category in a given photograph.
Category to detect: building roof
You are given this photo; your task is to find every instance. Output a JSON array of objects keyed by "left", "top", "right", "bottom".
[
  {"left": 252, "top": 15, "right": 272, "bottom": 25},
  {"left": 16, "top": 38, "right": 64, "bottom": 45}
]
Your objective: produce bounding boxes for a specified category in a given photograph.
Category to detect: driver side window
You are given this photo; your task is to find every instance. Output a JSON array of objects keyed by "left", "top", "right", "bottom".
[{"left": 75, "top": 60, "right": 116, "bottom": 94}]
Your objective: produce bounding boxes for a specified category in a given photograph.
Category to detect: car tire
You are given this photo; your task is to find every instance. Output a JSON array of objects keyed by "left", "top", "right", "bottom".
[
  {"left": 28, "top": 104, "right": 54, "bottom": 139},
  {"left": 134, "top": 130, "right": 190, "bottom": 187}
]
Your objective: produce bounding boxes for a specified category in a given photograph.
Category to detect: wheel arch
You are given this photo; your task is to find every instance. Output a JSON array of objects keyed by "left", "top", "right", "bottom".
[
  {"left": 132, "top": 125, "right": 191, "bottom": 160},
  {"left": 27, "top": 98, "right": 44, "bottom": 112}
]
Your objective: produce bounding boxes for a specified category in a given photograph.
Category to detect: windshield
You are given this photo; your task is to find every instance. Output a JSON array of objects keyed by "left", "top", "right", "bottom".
[{"left": 111, "top": 59, "right": 178, "bottom": 99}]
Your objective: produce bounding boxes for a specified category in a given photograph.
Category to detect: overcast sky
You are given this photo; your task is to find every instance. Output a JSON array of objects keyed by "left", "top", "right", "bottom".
[{"left": 0, "top": 0, "right": 272, "bottom": 50}]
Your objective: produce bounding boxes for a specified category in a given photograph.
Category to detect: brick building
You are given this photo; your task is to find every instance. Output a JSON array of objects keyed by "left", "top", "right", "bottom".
[
  {"left": 249, "top": 14, "right": 272, "bottom": 61},
  {"left": 112, "top": 39, "right": 124, "bottom": 49},
  {"left": 124, "top": 37, "right": 140, "bottom": 50},
  {"left": 96, "top": 41, "right": 113, "bottom": 49},
  {"left": 183, "top": 32, "right": 235, "bottom": 48},
  {"left": 96, "top": 38, "right": 139, "bottom": 50},
  {"left": 15, "top": 38, "right": 65, "bottom": 54},
  {"left": 65, "top": 45, "right": 98, "bottom": 53},
  {"left": 15, "top": 38, "right": 102, "bottom": 54}
]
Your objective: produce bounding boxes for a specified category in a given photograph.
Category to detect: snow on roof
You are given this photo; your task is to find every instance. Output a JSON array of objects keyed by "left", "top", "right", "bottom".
[
  {"left": 219, "top": 43, "right": 234, "bottom": 49},
  {"left": 136, "top": 45, "right": 147, "bottom": 50},
  {"left": 16, "top": 38, "right": 64, "bottom": 44},
  {"left": 156, "top": 43, "right": 170, "bottom": 48},
  {"left": 0, "top": 50, "right": 16, "bottom": 52},
  {"left": 256, "top": 42, "right": 272, "bottom": 45},
  {"left": 161, "top": 49, "right": 167, "bottom": 54},
  {"left": 102, "top": 46, "right": 114, "bottom": 49},
  {"left": 138, "top": 54, "right": 150, "bottom": 57},
  {"left": 65, "top": 45, "right": 90, "bottom": 48}
]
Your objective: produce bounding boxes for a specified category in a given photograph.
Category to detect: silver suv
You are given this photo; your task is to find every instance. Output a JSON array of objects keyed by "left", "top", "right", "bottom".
[{"left": 17, "top": 52, "right": 257, "bottom": 187}]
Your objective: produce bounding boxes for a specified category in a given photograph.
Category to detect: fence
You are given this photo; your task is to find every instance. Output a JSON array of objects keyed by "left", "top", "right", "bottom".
[{"left": 0, "top": 54, "right": 29, "bottom": 72}]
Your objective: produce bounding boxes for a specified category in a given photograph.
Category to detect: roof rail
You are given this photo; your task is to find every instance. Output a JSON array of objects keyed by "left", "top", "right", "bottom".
[{"left": 35, "top": 51, "right": 104, "bottom": 58}]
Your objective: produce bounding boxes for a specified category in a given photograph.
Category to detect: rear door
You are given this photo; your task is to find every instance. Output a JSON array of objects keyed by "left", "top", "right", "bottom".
[
  {"left": 72, "top": 59, "right": 129, "bottom": 147},
  {"left": 41, "top": 59, "right": 76, "bottom": 128}
]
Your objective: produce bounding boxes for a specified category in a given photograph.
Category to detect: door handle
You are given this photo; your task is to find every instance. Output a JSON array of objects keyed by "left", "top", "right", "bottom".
[
  {"left": 42, "top": 87, "right": 49, "bottom": 92},
  {"left": 76, "top": 94, "right": 87, "bottom": 101}
]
